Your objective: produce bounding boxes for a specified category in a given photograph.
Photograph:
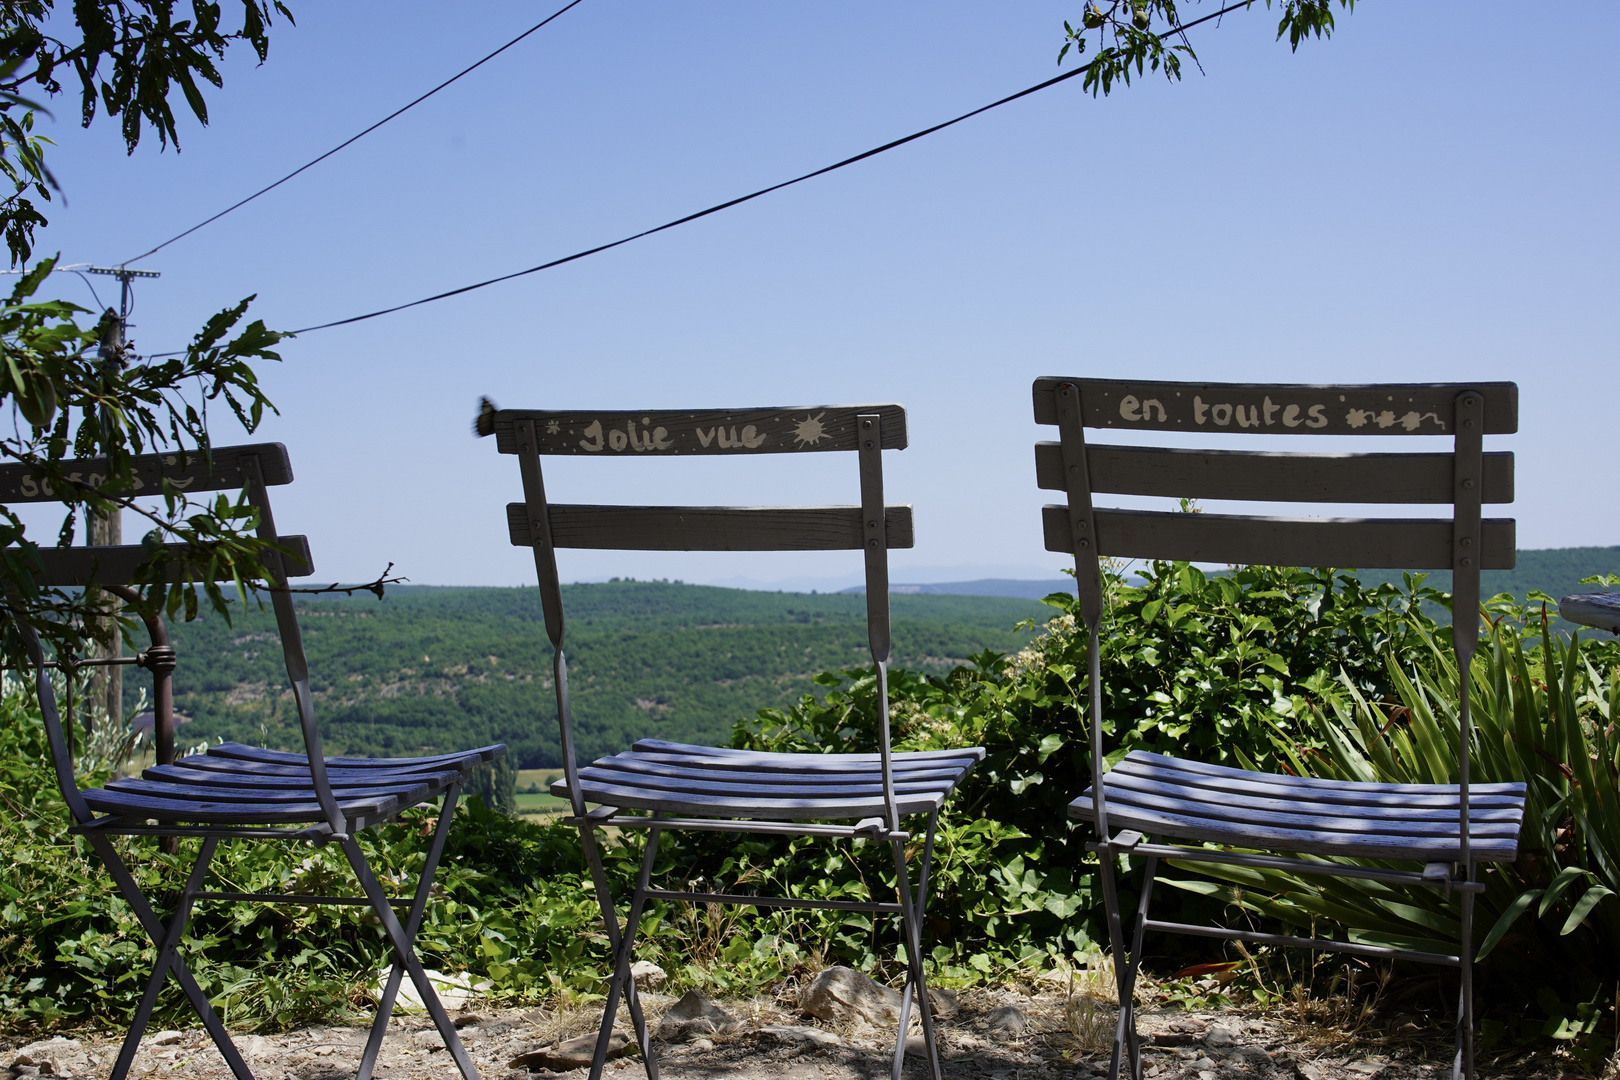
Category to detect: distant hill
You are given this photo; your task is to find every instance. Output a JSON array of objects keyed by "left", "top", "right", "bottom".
[
  {"left": 1340, "top": 545, "right": 1620, "bottom": 625},
  {"left": 133, "top": 582, "right": 1052, "bottom": 771},
  {"left": 842, "top": 578, "right": 1076, "bottom": 600}
]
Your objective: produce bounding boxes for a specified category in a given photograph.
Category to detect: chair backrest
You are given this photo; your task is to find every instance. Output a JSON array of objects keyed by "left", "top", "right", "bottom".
[
  {"left": 0, "top": 443, "right": 344, "bottom": 835},
  {"left": 493, "top": 405, "right": 913, "bottom": 827},
  {"left": 1032, "top": 378, "right": 1518, "bottom": 858}
]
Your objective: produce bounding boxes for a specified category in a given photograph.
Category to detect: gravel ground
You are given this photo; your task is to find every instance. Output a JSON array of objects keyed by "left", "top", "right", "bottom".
[{"left": 0, "top": 984, "right": 1576, "bottom": 1080}]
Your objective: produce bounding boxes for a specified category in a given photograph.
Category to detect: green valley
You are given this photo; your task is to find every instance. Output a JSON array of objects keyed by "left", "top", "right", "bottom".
[{"left": 137, "top": 581, "right": 1054, "bottom": 771}]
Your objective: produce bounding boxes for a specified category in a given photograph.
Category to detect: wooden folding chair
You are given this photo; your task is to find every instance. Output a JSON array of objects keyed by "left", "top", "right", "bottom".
[
  {"left": 1031, "top": 378, "right": 1528, "bottom": 1080},
  {"left": 0, "top": 443, "right": 505, "bottom": 1080},
  {"left": 488, "top": 404, "right": 985, "bottom": 1080}
]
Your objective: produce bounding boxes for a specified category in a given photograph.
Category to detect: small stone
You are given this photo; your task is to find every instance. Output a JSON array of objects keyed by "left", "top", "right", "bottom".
[
  {"left": 1238, "top": 1045, "right": 1273, "bottom": 1065},
  {"left": 690, "top": 1038, "right": 715, "bottom": 1052},
  {"left": 1294, "top": 1059, "right": 1326, "bottom": 1080},
  {"left": 904, "top": 1034, "right": 932, "bottom": 1058},
  {"left": 656, "top": 989, "right": 739, "bottom": 1042},
  {"left": 454, "top": 1013, "right": 486, "bottom": 1029},
  {"left": 985, "top": 1005, "right": 1027, "bottom": 1035},
  {"left": 1345, "top": 1060, "right": 1389, "bottom": 1078},
  {"left": 509, "top": 1030, "right": 632, "bottom": 1071},
  {"left": 759, "top": 1024, "right": 845, "bottom": 1049},
  {"left": 6, "top": 1037, "right": 90, "bottom": 1077},
  {"left": 1204, "top": 1024, "right": 1236, "bottom": 1048},
  {"left": 926, "top": 987, "right": 960, "bottom": 1020},
  {"left": 800, "top": 966, "right": 902, "bottom": 1026},
  {"left": 1149, "top": 1031, "right": 1202, "bottom": 1047},
  {"left": 631, "top": 960, "right": 667, "bottom": 990},
  {"left": 151, "top": 1031, "right": 185, "bottom": 1047}
]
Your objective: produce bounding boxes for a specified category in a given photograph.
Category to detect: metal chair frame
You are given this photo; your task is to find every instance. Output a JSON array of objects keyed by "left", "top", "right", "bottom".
[
  {"left": 0, "top": 443, "right": 503, "bottom": 1080},
  {"left": 1032, "top": 378, "right": 1527, "bottom": 1080},
  {"left": 491, "top": 404, "right": 984, "bottom": 1080}
]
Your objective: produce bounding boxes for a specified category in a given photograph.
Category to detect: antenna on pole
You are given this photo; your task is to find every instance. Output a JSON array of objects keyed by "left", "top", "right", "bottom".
[{"left": 81, "top": 265, "right": 160, "bottom": 746}]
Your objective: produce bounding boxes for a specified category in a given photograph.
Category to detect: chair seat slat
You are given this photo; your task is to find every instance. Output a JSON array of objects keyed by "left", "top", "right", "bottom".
[
  {"left": 1115, "top": 752, "right": 1527, "bottom": 799},
  {"left": 557, "top": 776, "right": 950, "bottom": 821},
  {"left": 207, "top": 742, "right": 505, "bottom": 768},
  {"left": 1105, "top": 766, "right": 1526, "bottom": 816},
  {"left": 594, "top": 753, "right": 971, "bottom": 786},
  {"left": 632, "top": 738, "right": 985, "bottom": 767},
  {"left": 1095, "top": 786, "right": 1523, "bottom": 838},
  {"left": 83, "top": 789, "right": 403, "bottom": 824},
  {"left": 106, "top": 778, "right": 432, "bottom": 803},
  {"left": 577, "top": 765, "right": 963, "bottom": 800},
  {"left": 1069, "top": 797, "right": 1521, "bottom": 862}
]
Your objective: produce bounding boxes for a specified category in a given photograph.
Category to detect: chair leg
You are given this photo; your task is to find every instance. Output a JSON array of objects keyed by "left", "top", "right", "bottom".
[
  {"left": 889, "top": 811, "right": 942, "bottom": 1080},
  {"left": 579, "top": 818, "right": 663, "bottom": 1080},
  {"left": 1454, "top": 887, "right": 1476, "bottom": 1080},
  {"left": 1098, "top": 842, "right": 1151, "bottom": 1080},
  {"left": 86, "top": 835, "right": 255, "bottom": 1080},
  {"left": 108, "top": 837, "right": 221, "bottom": 1080},
  {"left": 1119, "top": 855, "right": 1158, "bottom": 1080},
  {"left": 339, "top": 834, "right": 481, "bottom": 1080},
  {"left": 357, "top": 784, "right": 463, "bottom": 1080}
]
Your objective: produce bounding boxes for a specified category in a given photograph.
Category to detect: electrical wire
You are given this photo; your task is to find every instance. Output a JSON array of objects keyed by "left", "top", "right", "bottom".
[
  {"left": 120, "top": 0, "right": 589, "bottom": 267},
  {"left": 287, "top": 0, "right": 1251, "bottom": 337}
]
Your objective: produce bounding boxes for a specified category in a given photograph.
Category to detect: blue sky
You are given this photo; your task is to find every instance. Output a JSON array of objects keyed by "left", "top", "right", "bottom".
[{"left": 23, "top": 1, "right": 1619, "bottom": 591}]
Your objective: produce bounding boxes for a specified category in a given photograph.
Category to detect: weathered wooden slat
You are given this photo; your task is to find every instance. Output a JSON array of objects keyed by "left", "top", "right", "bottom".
[
  {"left": 1097, "top": 785, "right": 1522, "bottom": 837},
  {"left": 22, "top": 534, "right": 314, "bottom": 586},
  {"left": 1104, "top": 768, "right": 1526, "bottom": 818},
  {"left": 1032, "top": 378, "right": 1518, "bottom": 436},
  {"left": 1034, "top": 443, "right": 1515, "bottom": 504},
  {"left": 492, "top": 405, "right": 907, "bottom": 456},
  {"left": 1067, "top": 796, "right": 1521, "bottom": 861},
  {"left": 1116, "top": 752, "right": 1526, "bottom": 798},
  {"left": 1042, "top": 506, "right": 1516, "bottom": 570},
  {"left": 207, "top": 741, "right": 505, "bottom": 768},
  {"left": 0, "top": 442, "right": 293, "bottom": 504},
  {"left": 507, "top": 503, "right": 915, "bottom": 552},
  {"left": 1559, "top": 592, "right": 1620, "bottom": 634},
  {"left": 555, "top": 775, "right": 948, "bottom": 821}
]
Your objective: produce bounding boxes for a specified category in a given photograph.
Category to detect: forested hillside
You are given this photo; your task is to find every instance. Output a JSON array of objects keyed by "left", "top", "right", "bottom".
[{"left": 135, "top": 582, "right": 1051, "bottom": 769}]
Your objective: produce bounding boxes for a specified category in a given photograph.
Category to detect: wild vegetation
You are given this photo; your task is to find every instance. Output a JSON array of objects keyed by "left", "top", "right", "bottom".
[{"left": 5, "top": 564, "right": 1616, "bottom": 1067}]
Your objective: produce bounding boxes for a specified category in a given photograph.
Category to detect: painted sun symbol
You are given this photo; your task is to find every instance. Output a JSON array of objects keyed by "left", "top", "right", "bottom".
[
  {"left": 545, "top": 420, "right": 561, "bottom": 435},
  {"left": 792, "top": 412, "right": 826, "bottom": 446}
]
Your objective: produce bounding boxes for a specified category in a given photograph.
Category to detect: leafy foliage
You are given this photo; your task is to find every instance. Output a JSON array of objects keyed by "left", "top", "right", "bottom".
[
  {"left": 0, "top": 1, "right": 294, "bottom": 675},
  {"left": 1058, "top": 0, "right": 1356, "bottom": 97},
  {"left": 0, "top": 1, "right": 292, "bottom": 264},
  {"left": 1162, "top": 607, "right": 1620, "bottom": 1056}
]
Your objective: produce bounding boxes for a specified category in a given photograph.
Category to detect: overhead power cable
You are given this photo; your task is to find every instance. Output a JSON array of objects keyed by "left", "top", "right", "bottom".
[
  {"left": 287, "top": 0, "right": 1251, "bottom": 337},
  {"left": 121, "top": 0, "right": 588, "bottom": 266}
]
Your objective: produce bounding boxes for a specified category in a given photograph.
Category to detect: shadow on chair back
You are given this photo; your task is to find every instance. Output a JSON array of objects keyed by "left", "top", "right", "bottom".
[
  {"left": 489, "top": 404, "right": 985, "bottom": 1080},
  {"left": 1032, "top": 378, "right": 1526, "bottom": 1080},
  {"left": 0, "top": 443, "right": 504, "bottom": 1080}
]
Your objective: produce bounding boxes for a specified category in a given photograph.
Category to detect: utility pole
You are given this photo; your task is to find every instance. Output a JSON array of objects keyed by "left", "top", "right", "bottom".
[{"left": 83, "top": 265, "right": 159, "bottom": 735}]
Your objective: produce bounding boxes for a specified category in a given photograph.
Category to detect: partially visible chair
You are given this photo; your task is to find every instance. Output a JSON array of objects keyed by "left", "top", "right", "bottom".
[
  {"left": 1031, "top": 378, "right": 1528, "bottom": 1080},
  {"left": 0, "top": 443, "right": 504, "bottom": 1080},
  {"left": 487, "top": 403, "right": 984, "bottom": 1080}
]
